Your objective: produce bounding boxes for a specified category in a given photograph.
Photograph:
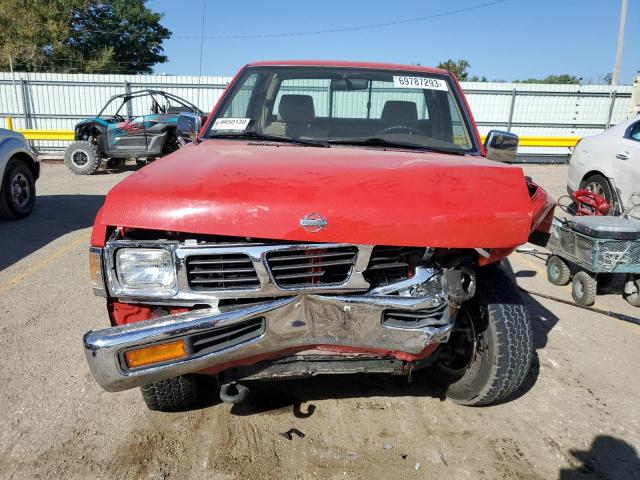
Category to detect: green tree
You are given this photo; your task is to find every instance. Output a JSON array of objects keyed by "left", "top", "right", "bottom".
[
  {"left": 0, "top": 0, "right": 170, "bottom": 73},
  {"left": 513, "top": 74, "right": 580, "bottom": 85},
  {"left": 436, "top": 59, "right": 470, "bottom": 81}
]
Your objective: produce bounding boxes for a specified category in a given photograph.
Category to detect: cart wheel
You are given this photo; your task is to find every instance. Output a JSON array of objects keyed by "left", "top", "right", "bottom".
[
  {"left": 623, "top": 276, "right": 640, "bottom": 308},
  {"left": 572, "top": 271, "right": 597, "bottom": 306},
  {"left": 547, "top": 255, "right": 571, "bottom": 286}
]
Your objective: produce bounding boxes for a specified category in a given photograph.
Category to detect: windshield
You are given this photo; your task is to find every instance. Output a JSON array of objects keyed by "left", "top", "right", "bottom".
[{"left": 205, "top": 66, "right": 476, "bottom": 153}]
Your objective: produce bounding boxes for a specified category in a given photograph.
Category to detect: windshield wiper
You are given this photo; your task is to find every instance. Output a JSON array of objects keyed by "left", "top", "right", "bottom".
[
  {"left": 328, "top": 137, "right": 465, "bottom": 155},
  {"left": 212, "top": 131, "right": 330, "bottom": 148}
]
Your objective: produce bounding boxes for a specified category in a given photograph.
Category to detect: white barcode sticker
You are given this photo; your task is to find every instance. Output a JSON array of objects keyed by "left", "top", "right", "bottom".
[
  {"left": 212, "top": 117, "right": 251, "bottom": 130},
  {"left": 393, "top": 76, "right": 448, "bottom": 91}
]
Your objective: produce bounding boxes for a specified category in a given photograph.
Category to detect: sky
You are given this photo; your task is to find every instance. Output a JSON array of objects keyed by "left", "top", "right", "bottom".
[{"left": 150, "top": 0, "right": 639, "bottom": 85}]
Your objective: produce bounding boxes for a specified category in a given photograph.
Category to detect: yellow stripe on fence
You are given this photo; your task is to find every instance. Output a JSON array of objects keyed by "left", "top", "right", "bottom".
[
  {"left": 481, "top": 136, "right": 581, "bottom": 147},
  {"left": 17, "top": 129, "right": 75, "bottom": 141}
]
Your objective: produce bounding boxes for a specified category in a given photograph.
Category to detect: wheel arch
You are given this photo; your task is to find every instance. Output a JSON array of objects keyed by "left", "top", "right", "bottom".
[
  {"left": 580, "top": 169, "right": 614, "bottom": 186},
  {"left": 1, "top": 150, "right": 39, "bottom": 185},
  {"left": 75, "top": 122, "right": 107, "bottom": 154},
  {"left": 9, "top": 151, "right": 39, "bottom": 180},
  {"left": 0, "top": 134, "right": 39, "bottom": 178},
  {"left": 75, "top": 122, "right": 96, "bottom": 139}
]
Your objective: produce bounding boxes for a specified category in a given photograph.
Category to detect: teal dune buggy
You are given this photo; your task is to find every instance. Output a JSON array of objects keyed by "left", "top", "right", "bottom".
[{"left": 64, "top": 90, "right": 204, "bottom": 175}]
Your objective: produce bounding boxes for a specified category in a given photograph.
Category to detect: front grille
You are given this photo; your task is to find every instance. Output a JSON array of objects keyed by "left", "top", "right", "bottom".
[
  {"left": 382, "top": 305, "right": 448, "bottom": 329},
  {"left": 186, "top": 253, "right": 260, "bottom": 290},
  {"left": 364, "top": 246, "right": 427, "bottom": 285},
  {"left": 266, "top": 246, "right": 357, "bottom": 287},
  {"left": 188, "top": 318, "right": 265, "bottom": 356}
]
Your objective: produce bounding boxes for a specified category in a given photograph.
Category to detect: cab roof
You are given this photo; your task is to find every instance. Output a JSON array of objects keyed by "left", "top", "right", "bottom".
[{"left": 245, "top": 60, "right": 451, "bottom": 76}]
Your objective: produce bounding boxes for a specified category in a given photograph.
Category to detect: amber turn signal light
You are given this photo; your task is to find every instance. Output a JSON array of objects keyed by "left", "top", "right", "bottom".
[{"left": 124, "top": 340, "right": 187, "bottom": 368}]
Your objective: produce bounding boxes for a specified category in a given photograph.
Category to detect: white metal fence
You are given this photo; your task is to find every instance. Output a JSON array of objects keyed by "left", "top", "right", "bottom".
[{"left": 0, "top": 71, "right": 633, "bottom": 160}]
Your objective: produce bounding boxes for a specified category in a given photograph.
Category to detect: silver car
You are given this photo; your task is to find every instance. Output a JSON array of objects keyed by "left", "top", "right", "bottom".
[
  {"left": 567, "top": 115, "right": 640, "bottom": 218},
  {"left": 0, "top": 128, "right": 40, "bottom": 220}
]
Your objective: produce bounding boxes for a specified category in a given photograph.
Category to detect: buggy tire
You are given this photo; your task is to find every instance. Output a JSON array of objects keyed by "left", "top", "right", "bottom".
[
  {"left": 547, "top": 255, "right": 571, "bottom": 286},
  {"left": 0, "top": 158, "right": 36, "bottom": 220},
  {"left": 580, "top": 173, "right": 616, "bottom": 215},
  {"left": 433, "top": 265, "right": 533, "bottom": 406},
  {"left": 623, "top": 276, "right": 640, "bottom": 307},
  {"left": 572, "top": 271, "right": 597, "bottom": 306},
  {"left": 64, "top": 141, "right": 101, "bottom": 175},
  {"left": 140, "top": 374, "right": 199, "bottom": 412}
]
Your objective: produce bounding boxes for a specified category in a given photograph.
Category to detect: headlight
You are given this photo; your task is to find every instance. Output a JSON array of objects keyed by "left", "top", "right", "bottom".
[{"left": 114, "top": 248, "right": 177, "bottom": 296}]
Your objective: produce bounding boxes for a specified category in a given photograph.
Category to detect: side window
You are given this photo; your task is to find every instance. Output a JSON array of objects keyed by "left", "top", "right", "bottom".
[
  {"left": 273, "top": 79, "right": 330, "bottom": 117},
  {"left": 222, "top": 73, "right": 258, "bottom": 118},
  {"left": 629, "top": 121, "right": 640, "bottom": 141}
]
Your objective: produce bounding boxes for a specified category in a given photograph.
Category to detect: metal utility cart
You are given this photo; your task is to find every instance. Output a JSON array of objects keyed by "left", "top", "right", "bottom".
[{"left": 546, "top": 216, "right": 640, "bottom": 307}]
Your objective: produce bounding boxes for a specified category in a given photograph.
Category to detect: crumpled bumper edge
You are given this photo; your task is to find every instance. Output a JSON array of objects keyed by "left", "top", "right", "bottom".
[{"left": 84, "top": 294, "right": 454, "bottom": 392}]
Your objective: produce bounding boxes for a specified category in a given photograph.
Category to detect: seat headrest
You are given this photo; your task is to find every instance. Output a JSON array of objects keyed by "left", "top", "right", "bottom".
[
  {"left": 278, "top": 95, "right": 315, "bottom": 123},
  {"left": 380, "top": 101, "right": 418, "bottom": 127}
]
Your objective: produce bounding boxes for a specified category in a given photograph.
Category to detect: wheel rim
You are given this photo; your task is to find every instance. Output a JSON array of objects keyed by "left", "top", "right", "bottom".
[
  {"left": 575, "top": 280, "right": 584, "bottom": 298},
  {"left": 71, "top": 149, "right": 89, "bottom": 167},
  {"left": 549, "top": 263, "right": 560, "bottom": 280},
  {"left": 10, "top": 172, "right": 30, "bottom": 208},
  {"left": 585, "top": 181, "right": 606, "bottom": 198},
  {"left": 437, "top": 308, "right": 478, "bottom": 376}
]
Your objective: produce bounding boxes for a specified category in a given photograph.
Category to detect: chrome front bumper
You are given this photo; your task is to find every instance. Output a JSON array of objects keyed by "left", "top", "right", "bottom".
[{"left": 84, "top": 289, "right": 455, "bottom": 392}]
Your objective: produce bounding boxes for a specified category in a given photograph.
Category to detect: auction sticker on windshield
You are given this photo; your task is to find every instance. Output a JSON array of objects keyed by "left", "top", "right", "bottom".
[
  {"left": 393, "top": 76, "right": 448, "bottom": 91},
  {"left": 212, "top": 118, "right": 251, "bottom": 130}
]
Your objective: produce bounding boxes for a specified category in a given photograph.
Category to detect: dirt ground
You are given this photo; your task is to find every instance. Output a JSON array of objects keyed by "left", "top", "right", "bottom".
[{"left": 0, "top": 163, "right": 639, "bottom": 480}]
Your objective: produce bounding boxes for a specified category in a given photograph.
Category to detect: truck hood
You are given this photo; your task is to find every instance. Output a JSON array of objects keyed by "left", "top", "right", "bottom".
[{"left": 99, "top": 140, "right": 537, "bottom": 248}]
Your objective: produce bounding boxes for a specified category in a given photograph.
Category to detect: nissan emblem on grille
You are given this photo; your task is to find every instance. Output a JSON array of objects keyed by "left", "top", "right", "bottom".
[{"left": 299, "top": 213, "right": 327, "bottom": 233}]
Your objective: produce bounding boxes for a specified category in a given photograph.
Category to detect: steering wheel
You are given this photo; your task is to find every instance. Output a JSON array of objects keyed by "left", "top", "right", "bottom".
[{"left": 376, "top": 125, "right": 423, "bottom": 136}]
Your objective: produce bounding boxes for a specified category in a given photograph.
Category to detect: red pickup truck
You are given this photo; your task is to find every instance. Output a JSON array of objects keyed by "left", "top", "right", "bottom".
[{"left": 84, "top": 61, "right": 555, "bottom": 412}]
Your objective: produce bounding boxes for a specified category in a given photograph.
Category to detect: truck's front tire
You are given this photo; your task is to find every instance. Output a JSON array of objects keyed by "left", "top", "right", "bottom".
[
  {"left": 433, "top": 265, "right": 533, "bottom": 406},
  {"left": 64, "top": 141, "right": 101, "bottom": 175},
  {"left": 140, "top": 374, "right": 199, "bottom": 412}
]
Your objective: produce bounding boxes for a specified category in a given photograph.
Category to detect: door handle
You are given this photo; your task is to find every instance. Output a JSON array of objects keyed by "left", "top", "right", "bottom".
[{"left": 616, "top": 151, "right": 630, "bottom": 160}]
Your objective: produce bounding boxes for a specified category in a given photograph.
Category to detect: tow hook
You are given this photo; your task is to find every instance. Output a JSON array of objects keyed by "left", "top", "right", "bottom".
[{"left": 219, "top": 381, "right": 250, "bottom": 404}]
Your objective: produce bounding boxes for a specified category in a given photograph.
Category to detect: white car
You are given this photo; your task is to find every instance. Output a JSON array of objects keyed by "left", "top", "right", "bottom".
[
  {"left": 0, "top": 128, "right": 40, "bottom": 220},
  {"left": 567, "top": 115, "right": 640, "bottom": 218}
]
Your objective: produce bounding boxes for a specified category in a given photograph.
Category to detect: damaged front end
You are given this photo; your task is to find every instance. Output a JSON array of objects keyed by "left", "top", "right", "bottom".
[{"left": 85, "top": 233, "right": 478, "bottom": 392}]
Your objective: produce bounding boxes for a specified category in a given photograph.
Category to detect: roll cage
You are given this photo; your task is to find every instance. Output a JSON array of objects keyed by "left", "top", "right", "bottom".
[{"left": 97, "top": 90, "right": 204, "bottom": 120}]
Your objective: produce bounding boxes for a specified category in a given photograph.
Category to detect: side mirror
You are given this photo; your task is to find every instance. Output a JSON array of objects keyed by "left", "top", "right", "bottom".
[
  {"left": 484, "top": 130, "right": 519, "bottom": 162},
  {"left": 177, "top": 112, "right": 202, "bottom": 141}
]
